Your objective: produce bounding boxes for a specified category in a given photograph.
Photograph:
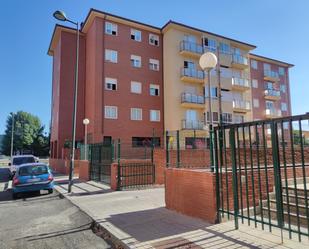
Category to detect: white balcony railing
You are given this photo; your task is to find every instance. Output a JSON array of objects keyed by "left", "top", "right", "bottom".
[
  {"left": 232, "top": 77, "right": 250, "bottom": 88},
  {"left": 233, "top": 100, "right": 251, "bottom": 110}
]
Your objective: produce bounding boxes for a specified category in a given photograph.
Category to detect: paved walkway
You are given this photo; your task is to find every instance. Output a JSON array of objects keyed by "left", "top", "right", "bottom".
[{"left": 54, "top": 176, "right": 309, "bottom": 249}]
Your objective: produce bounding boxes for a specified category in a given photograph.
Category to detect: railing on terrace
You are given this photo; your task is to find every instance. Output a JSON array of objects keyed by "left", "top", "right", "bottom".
[
  {"left": 181, "top": 68, "right": 204, "bottom": 79},
  {"left": 181, "top": 92, "right": 205, "bottom": 104},
  {"left": 232, "top": 54, "right": 248, "bottom": 65},
  {"left": 232, "top": 77, "right": 250, "bottom": 87},
  {"left": 180, "top": 40, "right": 203, "bottom": 54}
]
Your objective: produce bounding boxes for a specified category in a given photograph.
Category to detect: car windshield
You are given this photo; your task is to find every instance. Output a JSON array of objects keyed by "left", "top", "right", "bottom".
[
  {"left": 13, "top": 157, "right": 35, "bottom": 165},
  {"left": 19, "top": 165, "right": 49, "bottom": 176}
]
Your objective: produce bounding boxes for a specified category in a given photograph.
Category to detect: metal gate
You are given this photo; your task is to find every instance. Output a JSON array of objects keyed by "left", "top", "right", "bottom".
[
  {"left": 89, "top": 143, "right": 113, "bottom": 184},
  {"left": 214, "top": 114, "right": 309, "bottom": 241}
]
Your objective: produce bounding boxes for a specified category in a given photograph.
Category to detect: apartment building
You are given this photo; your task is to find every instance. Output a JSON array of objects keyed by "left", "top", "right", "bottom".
[
  {"left": 48, "top": 9, "right": 164, "bottom": 158},
  {"left": 48, "top": 8, "right": 293, "bottom": 156}
]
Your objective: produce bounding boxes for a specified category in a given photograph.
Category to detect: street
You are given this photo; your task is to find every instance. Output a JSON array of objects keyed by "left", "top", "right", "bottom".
[{"left": 0, "top": 167, "right": 110, "bottom": 249}]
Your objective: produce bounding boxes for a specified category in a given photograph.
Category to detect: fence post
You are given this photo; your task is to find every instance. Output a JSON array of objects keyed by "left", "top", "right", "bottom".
[
  {"left": 271, "top": 121, "right": 284, "bottom": 230},
  {"left": 214, "top": 128, "right": 220, "bottom": 223},
  {"left": 193, "top": 129, "right": 196, "bottom": 149},
  {"left": 230, "top": 127, "right": 239, "bottom": 229},
  {"left": 151, "top": 128, "right": 155, "bottom": 164},
  {"left": 166, "top": 131, "right": 169, "bottom": 168},
  {"left": 176, "top": 130, "right": 180, "bottom": 168},
  {"left": 117, "top": 139, "right": 121, "bottom": 190}
]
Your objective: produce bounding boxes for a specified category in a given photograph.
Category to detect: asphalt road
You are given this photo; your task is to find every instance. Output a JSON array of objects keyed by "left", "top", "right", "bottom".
[{"left": 0, "top": 167, "right": 110, "bottom": 249}]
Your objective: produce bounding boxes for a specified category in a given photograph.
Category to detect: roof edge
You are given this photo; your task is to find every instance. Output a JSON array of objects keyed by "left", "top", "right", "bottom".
[{"left": 250, "top": 53, "right": 294, "bottom": 67}]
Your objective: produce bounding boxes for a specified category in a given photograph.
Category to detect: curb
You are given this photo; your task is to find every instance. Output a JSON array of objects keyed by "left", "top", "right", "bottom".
[{"left": 56, "top": 188, "right": 129, "bottom": 249}]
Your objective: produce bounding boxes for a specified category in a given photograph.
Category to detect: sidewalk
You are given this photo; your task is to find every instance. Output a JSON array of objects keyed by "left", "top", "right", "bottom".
[{"left": 54, "top": 176, "right": 309, "bottom": 249}]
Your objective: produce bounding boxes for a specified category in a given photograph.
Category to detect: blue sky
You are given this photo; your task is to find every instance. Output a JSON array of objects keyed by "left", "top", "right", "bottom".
[{"left": 0, "top": 0, "right": 308, "bottom": 134}]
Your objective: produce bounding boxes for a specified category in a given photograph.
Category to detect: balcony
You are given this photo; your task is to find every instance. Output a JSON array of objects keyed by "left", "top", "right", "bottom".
[
  {"left": 180, "top": 41, "right": 203, "bottom": 58},
  {"left": 180, "top": 68, "right": 204, "bottom": 84},
  {"left": 264, "top": 70, "right": 280, "bottom": 82},
  {"left": 232, "top": 77, "right": 250, "bottom": 91},
  {"left": 264, "top": 89, "right": 281, "bottom": 101},
  {"left": 181, "top": 93, "right": 205, "bottom": 109},
  {"left": 231, "top": 54, "right": 248, "bottom": 69},
  {"left": 233, "top": 100, "right": 251, "bottom": 113},
  {"left": 265, "top": 109, "right": 281, "bottom": 118},
  {"left": 182, "top": 119, "right": 205, "bottom": 130}
]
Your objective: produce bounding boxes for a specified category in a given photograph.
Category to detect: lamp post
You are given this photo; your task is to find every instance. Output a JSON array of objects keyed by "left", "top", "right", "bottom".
[
  {"left": 199, "top": 52, "right": 218, "bottom": 171},
  {"left": 83, "top": 118, "right": 90, "bottom": 160},
  {"left": 10, "top": 112, "right": 14, "bottom": 158},
  {"left": 53, "top": 10, "right": 80, "bottom": 193}
]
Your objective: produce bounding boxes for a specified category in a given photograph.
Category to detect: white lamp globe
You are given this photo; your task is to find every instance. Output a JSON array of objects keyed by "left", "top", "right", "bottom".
[
  {"left": 83, "top": 118, "right": 90, "bottom": 125},
  {"left": 199, "top": 52, "right": 218, "bottom": 70}
]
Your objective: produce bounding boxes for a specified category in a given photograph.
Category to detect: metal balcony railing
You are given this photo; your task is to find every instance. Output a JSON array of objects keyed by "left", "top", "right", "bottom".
[
  {"left": 181, "top": 68, "right": 204, "bottom": 80},
  {"left": 180, "top": 41, "right": 203, "bottom": 54},
  {"left": 232, "top": 77, "right": 250, "bottom": 88},
  {"left": 264, "top": 89, "right": 280, "bottom": 97},
  {"left": 181, "top": 92, "right": 205, "bottom": 104},
  {"left": 232, "top": 54, "right": 248, "bottom": 65},
  {"left": 233, "top": 100, "right": 251, "bottom": 110},
  {"left": 182, "top": 119, "right": 204, "bottom": 130},
  {"left": 264, "top": 70, "right": 279, "bottom": 79}
]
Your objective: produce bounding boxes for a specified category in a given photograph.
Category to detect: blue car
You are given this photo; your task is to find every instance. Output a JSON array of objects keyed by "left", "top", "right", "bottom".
[{"left": 12, "top": 163, "right": 54, "bottom": 199}]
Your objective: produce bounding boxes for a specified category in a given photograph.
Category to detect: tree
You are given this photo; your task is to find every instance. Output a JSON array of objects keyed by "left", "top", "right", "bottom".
[{"left": 1, "top": 111, "right": 50, "bottom": 157}]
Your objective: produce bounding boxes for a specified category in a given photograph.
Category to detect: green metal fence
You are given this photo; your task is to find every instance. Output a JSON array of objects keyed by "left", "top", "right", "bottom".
[{"left": 214, "top": 113, "right": 309, "bottom": 241}]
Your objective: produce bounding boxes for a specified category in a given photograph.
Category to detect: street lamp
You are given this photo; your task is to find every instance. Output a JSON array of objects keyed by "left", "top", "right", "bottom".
[
  {"left": 199, "top": 52, "right": 218, "bottom": 171},
  {"left": 10, "top": 112, "right": 14, "bottom": 159},
  {"left": 53, "top": 10, "right": 80, "bottom": 193},
  {"left": 83, "top": 118, "right": 90, "bottom": 160}
]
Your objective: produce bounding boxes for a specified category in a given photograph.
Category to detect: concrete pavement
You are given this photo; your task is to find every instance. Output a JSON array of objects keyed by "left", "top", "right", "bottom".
[{"left": 54, "top": 176, "right": 309, "bottom": 249}]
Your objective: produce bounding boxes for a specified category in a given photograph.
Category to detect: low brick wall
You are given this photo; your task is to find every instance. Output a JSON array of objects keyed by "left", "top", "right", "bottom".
[
  {"left": 77, "top": 160, "right": 90, "bottom": 181},
  {"left": 165, "top": 168, "right": 217, "bottom": 223},
  {"left": 49, "top": 158, "right": 80, "bottom": 176}
]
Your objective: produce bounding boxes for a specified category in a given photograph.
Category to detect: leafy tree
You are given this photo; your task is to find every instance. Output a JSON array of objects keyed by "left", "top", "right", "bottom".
[{"left": 1, "top": 111, "right": 49, "bottom": 156}]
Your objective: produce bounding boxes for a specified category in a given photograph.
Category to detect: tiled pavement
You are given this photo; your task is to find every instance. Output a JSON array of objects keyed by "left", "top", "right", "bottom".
[{"left": 54, "top": 176, "right": 309, "bottom": 249}]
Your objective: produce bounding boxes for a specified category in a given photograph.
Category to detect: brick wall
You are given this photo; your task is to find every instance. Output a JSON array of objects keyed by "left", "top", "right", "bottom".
[
  {"left": 78, "top": 160, "right": 90, "bottom": 181},
  {"left": 165, "top": 168, "right": 217, "bottom": 223},
  {"left": 49, "top": 158, "right": 80, "bottom": 176}
]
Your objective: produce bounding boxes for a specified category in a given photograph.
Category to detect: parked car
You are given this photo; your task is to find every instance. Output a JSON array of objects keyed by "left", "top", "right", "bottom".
[
  {"left": 9, "top": 155, "right": 39, "bottom": 178},
  {"left": 12, "top": 163, "right": 54, "bottom": 199}
]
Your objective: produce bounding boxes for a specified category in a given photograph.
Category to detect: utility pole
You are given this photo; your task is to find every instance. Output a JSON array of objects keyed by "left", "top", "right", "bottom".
[{"left": 10, "top": 113, "right": 14, "bottom": 158}]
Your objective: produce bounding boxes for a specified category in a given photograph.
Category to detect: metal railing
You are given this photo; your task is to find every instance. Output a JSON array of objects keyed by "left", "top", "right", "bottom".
[
  {"left": 181, "top": 92, "right": 205, "bottom": 105},
  {"left": 265, "top": 108, "right": 281, "bottom": 117},
  {"left": 233, "top": 100, "right": 251, "bottom": 110},
  {"left": 214, "top": 113, "right": 309, "bottom": 241},
  {"left": 264, "top": 89, "right": 281, "bottom": 97},
  {"left": 182, "top": 119, "right": 205, "bottom": 130},
  {"left": 181, "top": 68, "right": 204, "bottom": 80},
  {"left": 180, "top": 40, "right": 203, "bottom": 54},
  {"left": 232, "top": 54, "right": 248, "bottom": 65},
  {"left": 264, "top": 70, "right": 279, "bottom": 79},
  {"left": 232, "top": 77, "right": 250, "bottom": 88}
]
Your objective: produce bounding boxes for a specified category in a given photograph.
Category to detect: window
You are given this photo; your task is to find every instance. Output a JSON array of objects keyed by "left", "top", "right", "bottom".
[
  {"left": 131, "top": 108, "right": 142, "bottom": 120},
  {"left": 252, "top": 79, "right": 258, "bottom": 88},
  {"left": 105, "top": 49, "right": 118, "bottom": 63},
  {"left": 222, "top": 113, "right": 232, "bottom": 124},
  {"left": 219, "top": 42, "right": 230, "bottom": 54},
  {"left": 132, "top": 137, "right": 160, "bottom": 147},
  {"left": 105, "top": 78, "right": 117, "bottom": 91},
  {"left": 206, "top": 112, "right": 219, "bottom": 123},
  {"left": 234, "top": 114, "right": 244, "bottom": 124},
  {"left": 105, "top": 106, "right": 118, "bottom": 119},
  {"left": 105, "top": 22, "right": 117, "bottom": 35},
  {"left": 150, "top": 84, "right": 160, "bottom": 96},
  {"left": 279, "top": 67, "right": 285, "bottom": 76},
  {"left": 253, "top": 99, "right": 259, "bottom": 108},
  {"left": 281, "top": 102, "right": 288, "bottom": 111},
  {"left": 149, "top": 59, "right": 159, "bottom": 71},
  {"left": 131, "top": 81, "right": 142, "bottom": 94},
  {"left": 205, "top": 87, "right": 218, "bottom": 98},
  {"left": 203, "top": 37, "right": 217, "bottom": 51},
  {"left": 280, "top": 84, "right": 286, "bottom": 93},
  {"left": 251, "top": 59, "right": 258, "bottom": 70},
  {"left": 150, "top": 110, "right": 160, "bottom": 122},
  {"left": 149, "top": 34, "right": 159, "bottom": 46},
  {"left": 263, "top": 63, "right": 270, "bottom": 72},
  {"left": 131, "top": 29, "right": 141, "bottom": 41},
  {"left": 131, "top": 55, "right": 141, "bottom": 68},
  {"left": 266, "top": 101, "right": 274, "bottom": 110},
  {"left": 184, "top": 60, "right": 195, "bottom": 69},
  {"left": 185, "top": 137, "right": 206, "bottom": 149}
]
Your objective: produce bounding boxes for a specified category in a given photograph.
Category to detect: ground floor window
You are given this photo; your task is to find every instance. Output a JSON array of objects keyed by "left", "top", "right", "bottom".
[
  {"left": 132, "top": 137, "right": 160, "bottom": 147},
  {"left": 185, "top": 137, "right": 207, "bottom": 149}
]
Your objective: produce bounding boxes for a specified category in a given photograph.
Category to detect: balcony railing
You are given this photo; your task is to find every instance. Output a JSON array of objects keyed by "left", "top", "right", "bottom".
[
  {"left": 232, "top": 54, "right": 248, "bottom": 66},
  {"left": 182, "top": 119, "right": 204, "bottom": 130},
  {"left": 264, "top": 70, "right": 279, "bottom": 79},
  {"left": 181, "top": 92, "right": 205, "bottom": 104},
  {"left": 266, "top": 108, "right": 281, "bottom": 117},
  {"left": 181, "top": 68, "right": 204, "bottom": 80},
  {"left": 232, "top": 77, "right": 250, "bottom": 88},
  {"left": 180, "top": 41, "right": 203, "bottom": 55},
  {"left": 233, "top": 100, "right": 251, "bottom": 110},
  {"left": 264, "top": 89, "right": 280, "bottom": 97}
]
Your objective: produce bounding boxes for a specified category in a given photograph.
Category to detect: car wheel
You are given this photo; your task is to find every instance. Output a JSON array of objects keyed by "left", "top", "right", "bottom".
[
  {"left": 48, "top": 189, "right": 53, "bottom": 194},
  {"left": 12, "top": 193, "right": 18, "bottom": 199}
]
